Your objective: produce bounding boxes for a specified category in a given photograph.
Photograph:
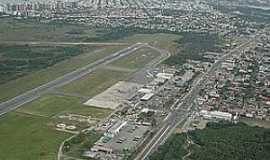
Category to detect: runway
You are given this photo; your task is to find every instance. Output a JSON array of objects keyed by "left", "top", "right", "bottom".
[{"left": 0, "top": 43, "right": 146, "bottom": 116}]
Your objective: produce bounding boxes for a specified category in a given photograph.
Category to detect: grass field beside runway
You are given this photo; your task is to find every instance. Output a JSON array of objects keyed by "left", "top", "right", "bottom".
[
  {"left": 58, "top": 68, "right": 131, "bottom": 97},
  {"left": 0, "top": 22, "right": 181, "bottom": 103},
  {"left": 58, "top": 46, "right": 162, "bottom": 97},
  {"left": 0, "top": 20, "right": 183, "bottom": 160},
  {"left": 0, "top": 112, "right": 71, "bottom": 160},
  {"left": 0, "top": 46, "right": 123, "bottom": 102},
  {"left": 0, "top": 94, "right": 112, "bottom": 160},
  {"left": 109, "top": 47, "right": 161, "bottom": 70},
  {"left": 16, "top": 94, "right": 112, "bottom": 118}
]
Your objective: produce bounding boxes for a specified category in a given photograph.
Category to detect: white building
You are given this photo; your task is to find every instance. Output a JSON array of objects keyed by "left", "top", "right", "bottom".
[
  {"left": 105, "top": 121, "right": 127, "bottom": 138},
  {"left": 200, "top": 110, "right": 232, "bottom": 121},
  {"left": 141, "top": 93, "right": 154, "bottom": 101},
  {"left": 138, "top": 88, "right": 153, "bottom": 94},
  {"left": 156, "top": 73, "right": 174, "bottom": 80}
]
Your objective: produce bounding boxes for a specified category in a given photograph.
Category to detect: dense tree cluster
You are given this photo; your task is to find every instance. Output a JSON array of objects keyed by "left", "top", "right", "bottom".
[
  {"left": 164, "top": 32, "right": 223, "bottom": 66},
  {"left": 150, "top": 122, "right": 270, "bottom": 160},
  {"left": 0, "top": 45, "right": 83, "bottom": 84}
]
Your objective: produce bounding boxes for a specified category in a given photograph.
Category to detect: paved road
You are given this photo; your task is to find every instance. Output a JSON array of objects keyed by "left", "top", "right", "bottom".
[
  {"left": 0, "top": 43, "right": 147, "bottom": 116},
  {"left": 134, "top": 40, "right": 255, "bottom": 160}
]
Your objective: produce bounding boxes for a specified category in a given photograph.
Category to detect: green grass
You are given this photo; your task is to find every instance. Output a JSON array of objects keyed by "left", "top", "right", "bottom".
[
  {"left": 17, "top": 94, "right": 112, "bottom": 118},
  {"left": 0, "top": 46, "right": 123, "bottom": 102},
  {"left": 110, "top": 48, "right": 161, "bottom": 70},
  {"left": 0, "top": 94, "right": 112, "bottom": 160},
  {"left": 58, "top": 68, "right": 131, "bottom": 97},
  {"left": 0, "top": 112, "right": 71, "bottom": 160}
]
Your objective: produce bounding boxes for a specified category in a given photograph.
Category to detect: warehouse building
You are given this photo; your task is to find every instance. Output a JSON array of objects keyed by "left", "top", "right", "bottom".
[
  {"left": 105, "top": 120, "right": 127, "bottom": 138},
  {"left": 200, "top": 110, "right": 232, "bottom": 121},
  {"left": 141, "top": 93, "right": 155, "bottom": 101}
]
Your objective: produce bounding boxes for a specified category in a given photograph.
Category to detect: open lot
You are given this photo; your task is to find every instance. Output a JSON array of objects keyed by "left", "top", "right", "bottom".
[{"left": 84, "top": 81, "right": 142, "bottom": 109}]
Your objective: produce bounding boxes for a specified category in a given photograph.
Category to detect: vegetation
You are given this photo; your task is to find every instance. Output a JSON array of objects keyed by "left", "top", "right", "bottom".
[
  {"left": 0, "top": 17, "right": 96, "bottom": 42},
  {"left": 150, "top": 122, "right": 270, "bottom": 160},
  {"left": 0, "top": 112, "right": 71, "bottom": 160},
  {"left": 0, "top": 18, "right": 184, "bottom": 160},
  {"left": 0, "top": 94, "right": 112, "bottom": 160},
  {"left": 63, "top": 131, "right": 102, "bottom": 158},
  {"left": 0, "top": 46, "right": 122, "bottom": 102},
  {"left": 0, "top": 18, "right": 180, "bottom": 47},
  {"left": 150, "top": 133, "right": 188, "bottom": 160},
  {"left": 59, "top": 68, "right": 131, "bottom": 96},
  {"left": 17, "top": 94, "right": 112, "bottom": 118},
  {"left": 84, "top": 27, "right": 174, "bottom": 42},
  {"left": 164, "top": 32, "right": 223, "bottom": 66},
  {"left": 0, "top": 18, "right": 180, "bottom": 102},
  {"left": 0, "top": 45, "right": 85, "bottom": 84}
]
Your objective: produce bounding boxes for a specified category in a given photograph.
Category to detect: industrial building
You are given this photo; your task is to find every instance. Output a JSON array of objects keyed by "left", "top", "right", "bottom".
[
  {"left": 105, "top": 120, "right": 127, "bottom": 138},
  {"left": 141, "top": 93, "right": 155, "bottom": 101},
  {"left": 91, "top": 123, "right": 150, "bottom": 154},
  {"left": 200, "top": 110, "right": 232, "bottom": 121}
]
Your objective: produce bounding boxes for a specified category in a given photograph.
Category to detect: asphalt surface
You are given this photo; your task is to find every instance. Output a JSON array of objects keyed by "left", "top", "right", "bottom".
[
  {"left": 0, "top": 43, "right": 147, "bottom": 116},
  {"left": 134, "top": 40, "right": 255, "bottom": 160}
]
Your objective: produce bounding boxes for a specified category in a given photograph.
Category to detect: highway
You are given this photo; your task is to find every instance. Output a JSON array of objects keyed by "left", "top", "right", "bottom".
[
  {"left": 0, "top": 43, "right": 147, "bottom": 116},
  {"left": 134, "top": 39, "right": 255, "bottom": 160}
]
